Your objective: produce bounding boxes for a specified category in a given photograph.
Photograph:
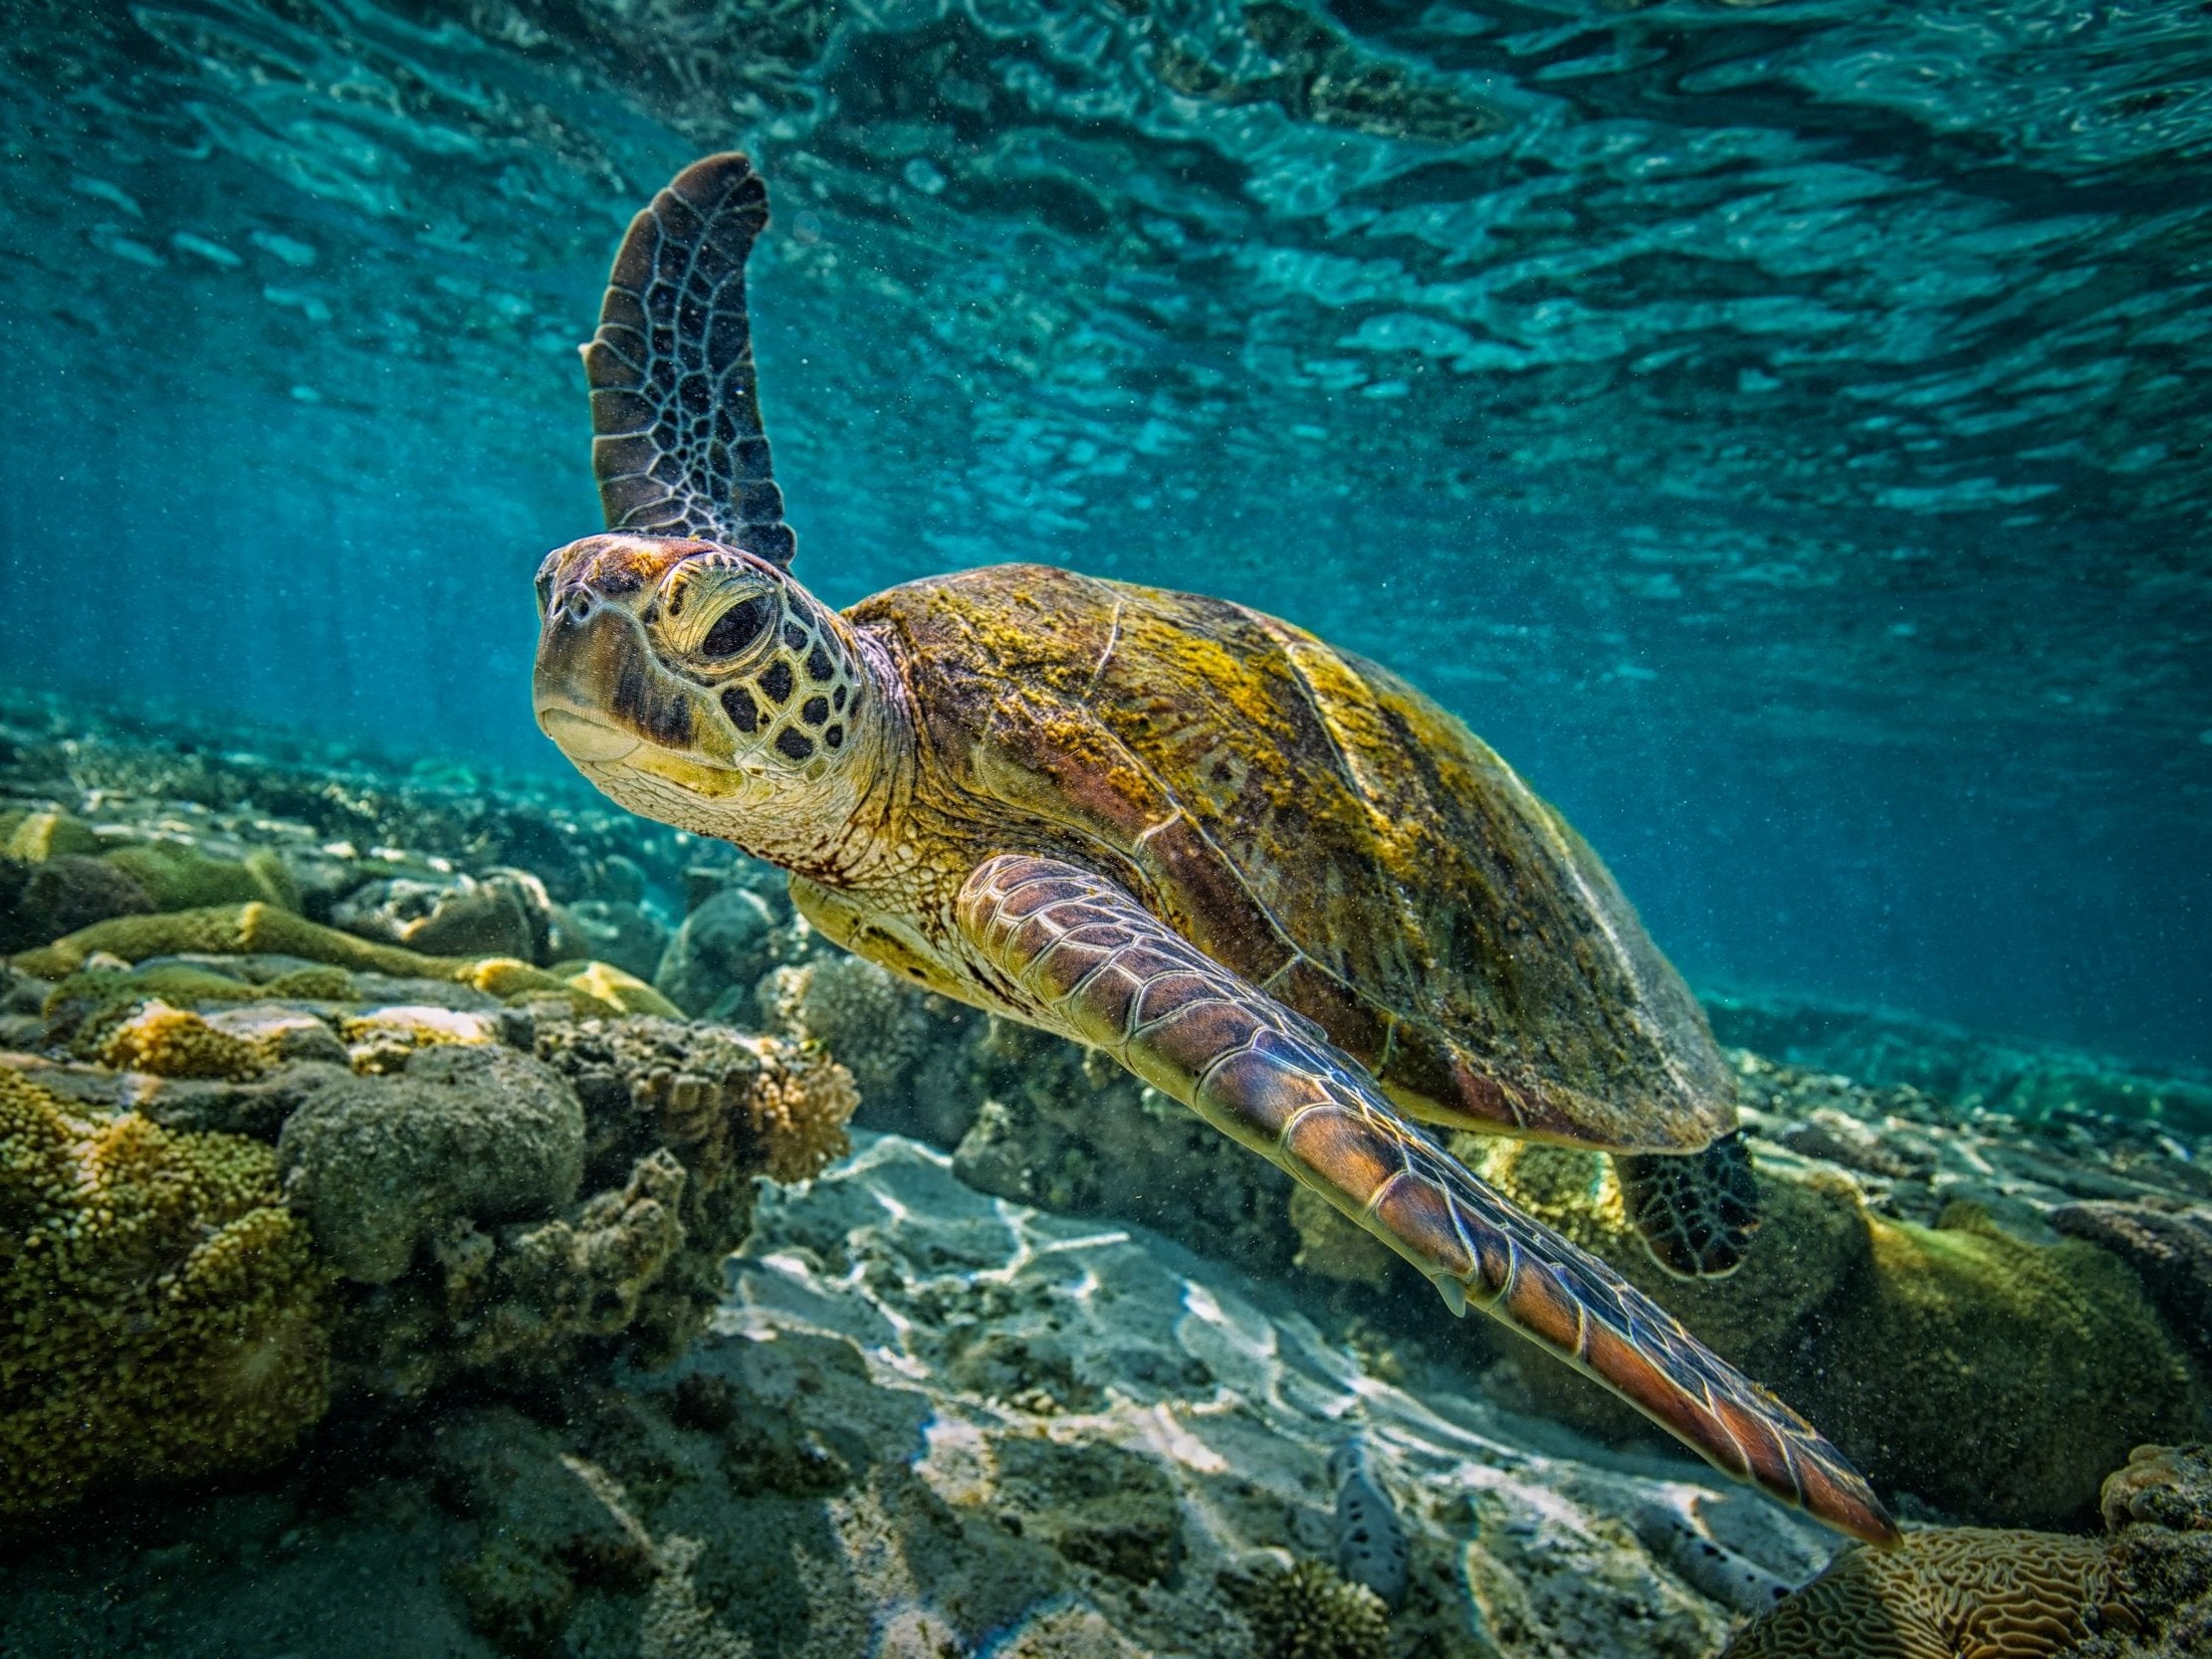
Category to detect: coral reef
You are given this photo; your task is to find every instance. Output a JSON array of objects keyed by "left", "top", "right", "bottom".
[
  {"left": 1717, "top": 1526, "right": 2126, "bottom": 1658},
  {"left": 1475, "top": 1137, "right": 2202, "bottom": 1527},
  {"left": 1237, "top": 1558, "right": 1393, "bottom": 1659},
  {"left": 2073, "top": 1444, "right": 2212, "bottom": 1659},
  {"left": 0, "top": 852, "right": 151, "bottom": 950},
  {"left": 757, "top": 952, "right": 939, "bottom": 1108},
  {"left": 324, "top": 1017, "right": 856, "bottom": 1393},
  {"left": 1725, "top": 1444, "right": 2212, "bottom": 1659},
  {"left": 98, "top": 999, "right": 273, "bottom": 1080},
  {"left": 277, "top": 1043, "right": 587, "bottom": 1284},
  {"left": 10, "top": 900, "right": 629, "bottom": 1012},
  {"left": 0, "top": 1068, "right": 331, "bottom": 1517},
  {"left": 651, "top": 885, "right": 783, "bottom": 1018},
  {"left": 535, "top": 1015, "right": 856, "bottom": 1194}
]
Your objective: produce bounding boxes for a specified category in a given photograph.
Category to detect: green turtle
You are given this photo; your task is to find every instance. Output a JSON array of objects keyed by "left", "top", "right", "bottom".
[{"left": 533, "top": 154, "right": 1896, "bottom": 1545}]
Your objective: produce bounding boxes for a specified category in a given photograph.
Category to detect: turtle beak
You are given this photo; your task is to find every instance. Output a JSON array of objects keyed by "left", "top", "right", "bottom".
[
  {"left": 534, "top": 585, "right": 693, "bottom": 762},
  {"left": 539, "top": 708, "right": 638, "bottom": 763}
]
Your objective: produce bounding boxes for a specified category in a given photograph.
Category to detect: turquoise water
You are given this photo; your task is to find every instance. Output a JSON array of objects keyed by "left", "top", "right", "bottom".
[{"left": 2, "top": 0, "right": 2208, "bottom": 1066}]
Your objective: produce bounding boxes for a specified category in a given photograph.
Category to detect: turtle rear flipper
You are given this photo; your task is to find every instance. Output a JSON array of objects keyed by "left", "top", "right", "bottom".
[
  {"left": 957, "top": 852, "right": 1898, "bottom": 1548},
  {"left": 584, "top": 152, "right": 796, "bottom": 566},
  {"left": 1618, "top": 1134, "right": 1760, "bottom": 1278}
]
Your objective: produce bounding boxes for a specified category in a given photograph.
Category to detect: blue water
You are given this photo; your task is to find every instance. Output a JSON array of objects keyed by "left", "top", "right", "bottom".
[{"left": 1, "top": 0, "right": 2206, "bottom": 1066}]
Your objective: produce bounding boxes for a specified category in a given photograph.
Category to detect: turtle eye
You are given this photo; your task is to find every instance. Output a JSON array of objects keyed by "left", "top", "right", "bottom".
[{"left": 701, "top": 593, "right": 776, "bottom": 660}]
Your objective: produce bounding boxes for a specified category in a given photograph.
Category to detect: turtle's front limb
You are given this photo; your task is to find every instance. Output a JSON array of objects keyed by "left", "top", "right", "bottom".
[{"left": 957, "top": 852, "right": 1898, "bottom": 1548}]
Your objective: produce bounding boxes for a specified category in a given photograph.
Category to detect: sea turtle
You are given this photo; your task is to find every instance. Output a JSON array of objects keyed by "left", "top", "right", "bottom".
[{"left": 533, "top": 154, "right": 1897, "bottom": 1545}]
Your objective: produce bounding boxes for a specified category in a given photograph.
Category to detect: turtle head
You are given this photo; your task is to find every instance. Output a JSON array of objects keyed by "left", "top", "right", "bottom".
[{"left": 533, "top": 533, "right": 885, "bottom": 865}]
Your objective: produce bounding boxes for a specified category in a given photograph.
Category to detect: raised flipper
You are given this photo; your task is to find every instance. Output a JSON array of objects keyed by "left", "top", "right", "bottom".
[
  {"left": 957, "top": 853, "right": 1898, "bottom": 1547},
  {"left": 1618, "top": 1134, "right": 1760, "bottom": 1279},
  {"left": 584, "top": 152, "right": 796, "bottom": 566}
]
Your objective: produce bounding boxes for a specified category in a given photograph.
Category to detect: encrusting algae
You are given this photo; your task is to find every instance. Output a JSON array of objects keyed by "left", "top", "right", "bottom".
[
  {"left": 1468, "top": 1138, "right": 2202, "bottom": 1527},
  {"left": 11, "top": 900, "right": 653, "bottom": 1019},
  {"left": 0, "top": 1066, "right": 332, "bottom": 1518}
]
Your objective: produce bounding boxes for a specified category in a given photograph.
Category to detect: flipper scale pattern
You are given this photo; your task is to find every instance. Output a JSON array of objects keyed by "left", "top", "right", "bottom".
[
  {"left": 585, "top": 152, "right": 797, "bottom": 565},
  {"left": 956, "top": 852, "right": 1899, "bottom": 1547}
]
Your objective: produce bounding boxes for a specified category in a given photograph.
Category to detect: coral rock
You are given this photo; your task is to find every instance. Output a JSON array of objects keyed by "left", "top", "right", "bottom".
[
  {"left": 0, "top": 852, "right": 152, "bottom": 950},
  {"left": 105, "top": 841, "right": 298, "bottom": 913},
  {"left": 0, "top": 1068, "right": 331, "bottom": 1517},
  {"left": 332, "top": 873, "right": 535, "bottom": 961},
  {"left": 1, "top": 809, "right": 102, "bottom": 862},
  {"left": 277, "top": 1043, "right": 586, "bottom": 1283},
  {"left": 1718, "top": 1527, "right": 2129, "bottom": 1658},
  {"left": 559, "top": 960, "right": 682, "bottom": 1020},
  {"left": 2050, "top": 1203, "right": 2212, "bottom": 1368},
  {"left": 557, "top": 899, "right": 669, "bottom": 982},
  {"left": 651, "top": 887, "right": 780, "bottom": 1017}
]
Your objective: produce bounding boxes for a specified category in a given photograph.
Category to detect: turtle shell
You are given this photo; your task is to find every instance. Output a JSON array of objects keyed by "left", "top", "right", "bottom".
[{"left": 852, "top": 563, "right": 1736, "bottom": 1153}]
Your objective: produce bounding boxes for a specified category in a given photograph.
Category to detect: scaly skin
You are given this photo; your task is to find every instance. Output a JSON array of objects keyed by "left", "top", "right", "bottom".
[{"left": 958, "top": 853, "right": 1896, "bottom": 1546}]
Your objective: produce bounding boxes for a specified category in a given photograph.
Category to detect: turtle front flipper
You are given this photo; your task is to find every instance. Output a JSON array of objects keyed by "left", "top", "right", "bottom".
[
  {"left": 957, "top": 852, "right": 1898, "bottom": 1548},
  {"left": 584, "top": 153, "right": 796, "bottom": 566}
]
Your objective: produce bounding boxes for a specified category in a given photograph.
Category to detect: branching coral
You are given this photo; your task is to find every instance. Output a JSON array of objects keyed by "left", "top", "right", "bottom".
[
  {"left": 535, "top": 1016, "right": 856, "bottom": 1193},
  {"left": 0, "top": 1069, "right": 332, "bottom": 1517},
  {"left": 758, "top": 954, "right": 934, "bottom": 1104},
  {"left": 746, "top": 1041, "right": 859, "bottom": 1185}
]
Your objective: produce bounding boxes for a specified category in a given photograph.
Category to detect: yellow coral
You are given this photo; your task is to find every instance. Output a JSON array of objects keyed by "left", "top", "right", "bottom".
[
  {"left": 2, "top": 809, "right": 102, "bottom": 862},
  {"left": 0, "top": 1070, "right": 331, "bottom": 1516},
  {"left": 1243, "top": 1558, "right": 1391, "bottom": 1659},
  {"left": 1719, "top": 1527, "right": 2131, "bottom": 1659},
  {"left": 14, "top": 903, "right": 622, "bottom": 1016},
  {"left": 98, "top": 1000, "right": 270, "bottom": 1081},
  {"left": 558, "top": 960, "right": 682, "bottom": 1019},
  {"left": 746, "top": 1043, "right": 859, "bottom": 1184}
]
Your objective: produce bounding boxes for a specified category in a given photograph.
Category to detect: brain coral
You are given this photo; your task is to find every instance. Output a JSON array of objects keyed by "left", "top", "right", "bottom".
[
  {"left": 0, "top": 1067, "right": 332, "bottom": 1517},
  {"left": 1717, "top": 1527, "right": 2132, "bottom": 1659}
]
